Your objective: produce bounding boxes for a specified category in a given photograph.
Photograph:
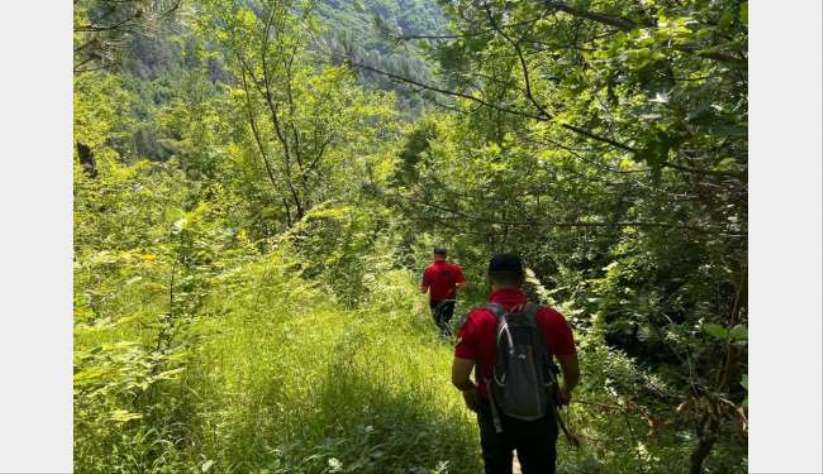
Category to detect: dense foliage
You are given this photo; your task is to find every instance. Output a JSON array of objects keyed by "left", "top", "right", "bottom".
[{"left": 74, "top": 0, "right": 748, "bottom": 472}]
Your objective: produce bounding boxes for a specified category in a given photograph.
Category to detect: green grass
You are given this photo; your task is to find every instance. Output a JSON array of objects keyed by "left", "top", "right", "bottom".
[
  {"left": 76, "top": 253, "right": 483, "bottom": 473},
  {"left": 192, "top": 264, "right": 481, "bottom": 473},
  {"left": 75, "top": 251, "right": 747, "bottom": 473}
]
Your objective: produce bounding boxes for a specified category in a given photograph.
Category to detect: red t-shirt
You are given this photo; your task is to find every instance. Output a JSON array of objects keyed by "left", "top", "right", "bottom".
[
  {"left": 454, "top": 288, "right": 576, "bottom": 397},
  {"left": 422, "top": 260, "right": 465, "bottom": 302}
]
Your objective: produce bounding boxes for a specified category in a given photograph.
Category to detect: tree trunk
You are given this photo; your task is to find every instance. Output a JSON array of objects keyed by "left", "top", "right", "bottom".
[{"left": 690, "top": 414, "right": 719, "bottom": 474}]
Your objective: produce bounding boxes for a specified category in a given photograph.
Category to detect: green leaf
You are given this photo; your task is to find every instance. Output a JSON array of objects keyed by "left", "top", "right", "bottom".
[
  {"left": 739, "top": 3, "right": 748, "bottom": 25},
  {"left": 110, "top": 409, "right": 142, "bottom": 423},
  {"left": 714, "top": 157, "right": 737, "bottom": 172},
  {"left": 201, "top": 460, "right": 215, "bottom": 473},
  {"left": 703, "top": 323, "right": 728, "bottom": 339},
  {"left": 729, "top": 324, "right": 748, "bottom": 341}
]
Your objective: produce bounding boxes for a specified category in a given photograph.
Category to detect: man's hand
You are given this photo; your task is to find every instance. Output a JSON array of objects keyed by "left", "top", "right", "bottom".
[
  {"left": 462, "top": 387, "right": 480, "bottom": 412},
  {"left": 557, "top": 385, "right": 573, "bottom": 406},
  {"left": 452, "top": 356, "right": 478, "bottom": 412},
  {"left": 555, "top": 352, "right": 580, "bottom": 407}
]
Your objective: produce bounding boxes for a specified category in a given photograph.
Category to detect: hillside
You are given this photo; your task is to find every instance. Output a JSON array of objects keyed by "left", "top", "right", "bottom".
[
  {"left": 316, "top": 0, "right": 447, "bottom": 109},
  {"left": 74, "top": 0, "right": 749, "bottom": 472},
  {"left": 85, "top": 0, "right": 445, "bottom": 161}
]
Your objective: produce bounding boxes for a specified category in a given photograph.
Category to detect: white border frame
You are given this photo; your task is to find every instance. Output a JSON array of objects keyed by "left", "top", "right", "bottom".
[
  {"left": 0, "top": 2, "right": 74, "bottom": 473},
  {"left": 749, "top": 0, "right": 823, "bottom": 473},
  {"left": 0, "top": 0, "right": 822, "bottom": 472}
]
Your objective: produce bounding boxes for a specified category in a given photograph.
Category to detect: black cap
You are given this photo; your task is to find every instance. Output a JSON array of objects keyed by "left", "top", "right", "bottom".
[
  {"left": 433, "top": 247, "right": 448, "bottom": 256},
  {"left": 488, "top": 253, "right": 523, "bottom": 275}
]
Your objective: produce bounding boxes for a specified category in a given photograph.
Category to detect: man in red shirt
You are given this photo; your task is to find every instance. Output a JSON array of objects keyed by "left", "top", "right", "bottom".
[
  {"left": 420, "top": 247, "right": 467, "bottom": 336},
  {"left": 451, "top": 254, "right": 580, "bottom": 474}
]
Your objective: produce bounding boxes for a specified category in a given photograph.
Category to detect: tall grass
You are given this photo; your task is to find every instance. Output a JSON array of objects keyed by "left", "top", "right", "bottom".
[{"left": 76, "top": 251, "right": 482, "bottom": 473}]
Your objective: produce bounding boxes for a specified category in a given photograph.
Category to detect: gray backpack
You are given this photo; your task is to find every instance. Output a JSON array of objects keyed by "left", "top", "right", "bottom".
[{"left": 487, "top": 302, "right": 557, "bottom": 431}]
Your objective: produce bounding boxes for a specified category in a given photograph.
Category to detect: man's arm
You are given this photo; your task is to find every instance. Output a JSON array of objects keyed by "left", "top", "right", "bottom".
[
  {"left": 555, "top": 352, "right": 580, "bottom": 404},
  {"left": 451, "top": 356, "right": 479, "bottom": 411},
  {"left": 420, "top": 270, "right": 430, "bottom": 294},
  {"left": 543, "top": 309, "right": 579, "bottom": 405},
  {"left": 451, "top": 357, "right": 475, "bottom": 391}
]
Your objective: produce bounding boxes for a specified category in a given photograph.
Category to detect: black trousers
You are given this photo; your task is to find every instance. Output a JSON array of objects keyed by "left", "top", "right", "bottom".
[
  {"left": 430, "top": 300, "right": 456, "bottom": 335},
  {"left": 476, "top": 399, "right": 559, "bottom": 474}
]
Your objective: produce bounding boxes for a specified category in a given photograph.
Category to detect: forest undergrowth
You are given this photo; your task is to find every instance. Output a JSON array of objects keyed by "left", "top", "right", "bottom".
[{"left": 74, "top": 170, "right": 745, "bottom": 473}]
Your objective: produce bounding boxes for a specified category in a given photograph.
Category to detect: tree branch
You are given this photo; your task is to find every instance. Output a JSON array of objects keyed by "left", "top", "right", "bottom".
[
  {"left": 482, "top": 3, "right": 554, "bottom": 122},
  {"left": 341, "top": 56, "right": 638, "bottom": 152},
  {"left": 392, "top": 191, "right": 716, "bottom": 233},
  {"left": 543, "top": 0, "right": 645, "bottom": 30}
]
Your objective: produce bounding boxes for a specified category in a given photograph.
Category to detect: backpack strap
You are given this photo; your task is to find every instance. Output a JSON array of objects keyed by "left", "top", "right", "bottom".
[
  {"left": 522, "top": 302, "right": 539, "bottom": 323},
  {"left": 532, "top": 302, "right": 555, "bottom": 356},
  {"left": 487, "top": 379, "right": 504, "bottom": 434},
  {"left": 485, "top": 302, "right": 507, "bottom": 434},
  {"left": 523, "top": 302, "right": 551, "bottom": 353},
  {"left": 485, "top": 302, "right": 505, "bottom": 319}
]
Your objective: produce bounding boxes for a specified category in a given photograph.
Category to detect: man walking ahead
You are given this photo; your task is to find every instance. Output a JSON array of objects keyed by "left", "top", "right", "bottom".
[
  {"left": 420, "top": 247, "right": 467, "bottom": 335},
  {"left": 451, "top": 254, "right": 579, "bottom": 474}
]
